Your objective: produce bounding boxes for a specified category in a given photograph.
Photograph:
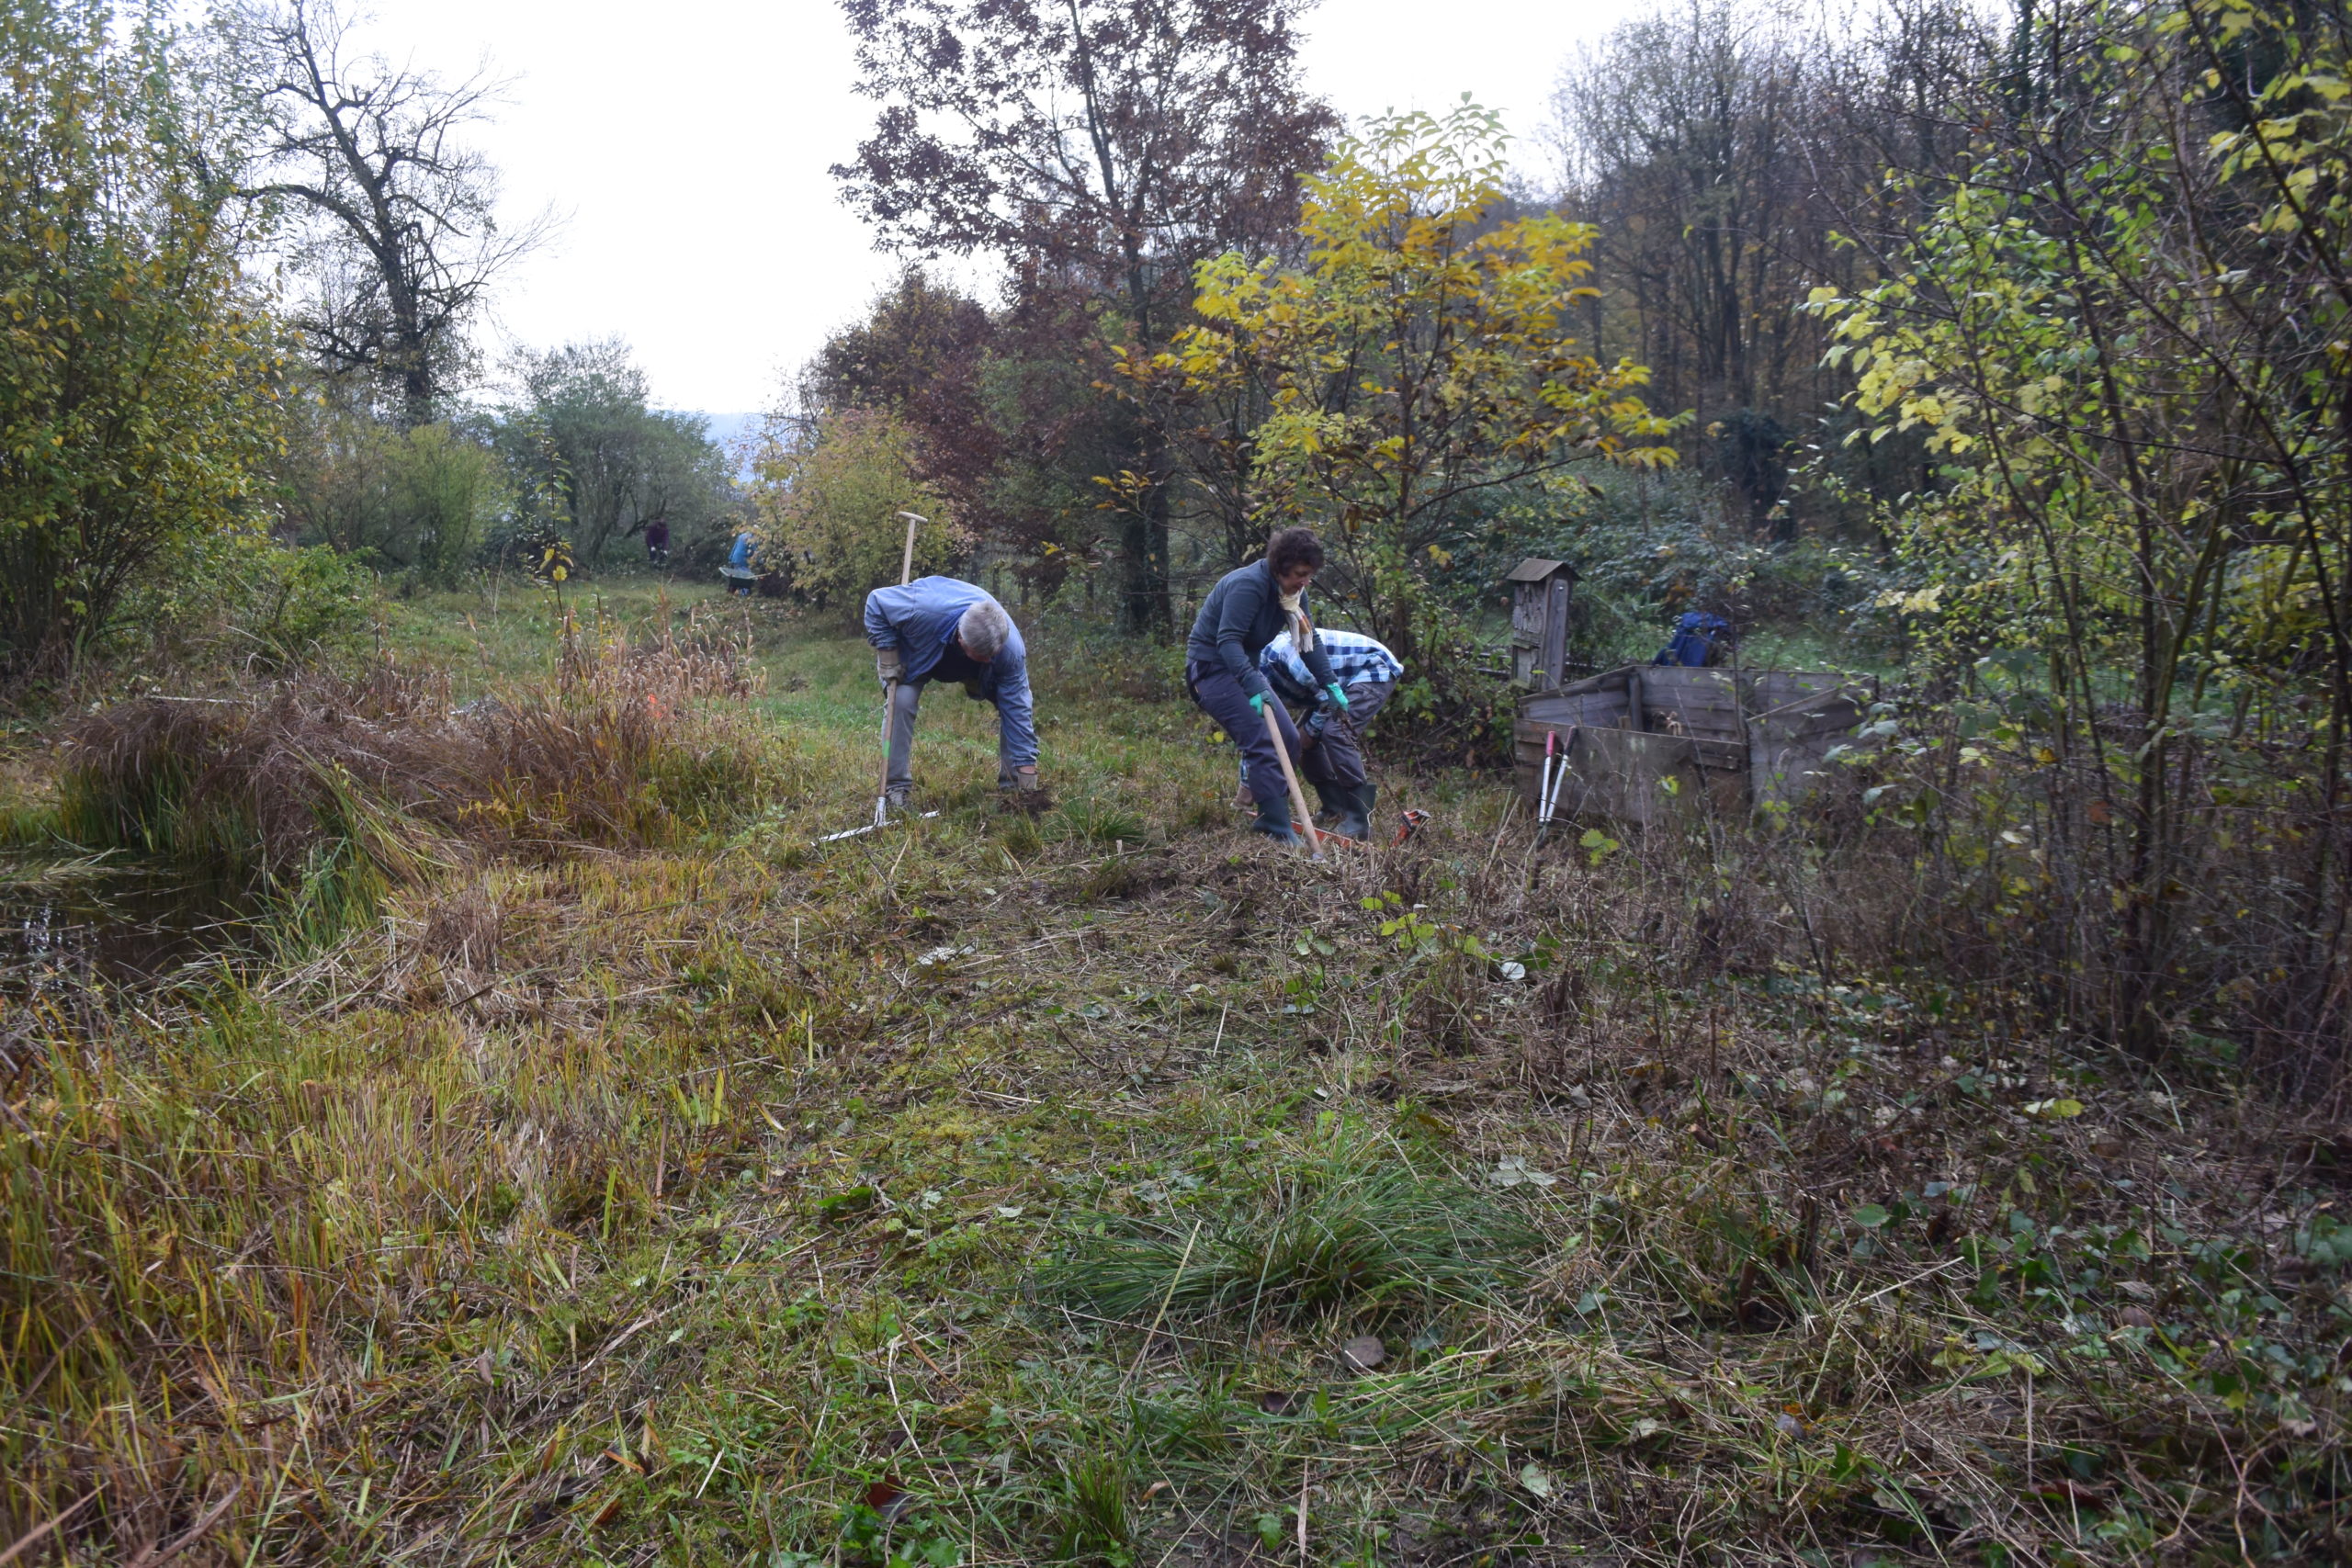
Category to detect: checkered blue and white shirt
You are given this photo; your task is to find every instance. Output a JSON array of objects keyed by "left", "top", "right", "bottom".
[{"left": 1261, "top": 628, "right": 1404, "bottom": 708}]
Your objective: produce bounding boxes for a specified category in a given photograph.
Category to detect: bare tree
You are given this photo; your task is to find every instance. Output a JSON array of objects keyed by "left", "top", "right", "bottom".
[
  {"left": 234, "top": 0, "right": 549, "bottom": 424},
  {"left": 1544, "top": 0, "right": 1997, "bottom": 536}
]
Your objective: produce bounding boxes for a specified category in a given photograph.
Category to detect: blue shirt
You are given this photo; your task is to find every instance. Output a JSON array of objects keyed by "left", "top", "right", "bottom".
[
  {"left": 862, "top": 577, "right": 1037, "bottom": 767},
  {"left": 1261, "top": 629, "right": 1402, "bottom": 732},
  {"left": 729, "top": 532, "right": 757, "bottom": 570}
]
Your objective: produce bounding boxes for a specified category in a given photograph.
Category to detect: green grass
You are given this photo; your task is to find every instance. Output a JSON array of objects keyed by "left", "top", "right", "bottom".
[
  {"left": 0, "top": 574, "right": 2344, "bottom": 1566},
  {"left": 1035, "top": 1126, "right": 1544, "bottom": 1326}
]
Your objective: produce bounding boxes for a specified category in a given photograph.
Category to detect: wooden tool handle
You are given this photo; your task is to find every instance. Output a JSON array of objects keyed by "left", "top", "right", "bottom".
[{"left": 1263, "top": 702, "right": 1323, "bottom": 861}]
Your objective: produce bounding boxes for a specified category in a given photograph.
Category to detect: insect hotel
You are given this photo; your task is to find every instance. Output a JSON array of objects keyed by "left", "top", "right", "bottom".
[{"left": 1503, "top": 558, "right": 1877, "bottom": 827}]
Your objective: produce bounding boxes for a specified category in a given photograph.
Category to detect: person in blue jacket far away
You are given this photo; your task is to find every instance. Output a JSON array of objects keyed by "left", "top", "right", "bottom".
[
  {"left": 863, "top": 577, "right": 1040, "bottom": 810},
  {"left": 726, "top": 530, "right": 759, "bottom": 592},
  {"left": 1655, "top": 611, "right": 1731, "bottom": 667}
]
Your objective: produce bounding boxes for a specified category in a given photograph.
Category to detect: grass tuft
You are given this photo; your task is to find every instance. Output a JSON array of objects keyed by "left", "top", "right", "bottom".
[
  {"left": 1035, "top": 1124, "right": 1543, "bottom": 1325},
  {"left": 1055, "top": 796, "right": 1148, "bottom": 846},
  {"left": 50, "top": 626, "right": 783, "bottom": 945},
  {"left": 1048, "top": 1451, "right": 1136, "bottom": 1566}
]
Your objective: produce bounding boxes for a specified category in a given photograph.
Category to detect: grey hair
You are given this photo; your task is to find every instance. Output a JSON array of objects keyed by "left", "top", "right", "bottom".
[{"left": 957, "top": 598, "right": 1014, "bottom": 660}]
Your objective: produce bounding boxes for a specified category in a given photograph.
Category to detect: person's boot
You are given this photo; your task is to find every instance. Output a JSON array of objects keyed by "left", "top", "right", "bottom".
[
  {"left": 1335, "top": 781, "right": 1374, "bottom": 842},
  {"left": 1312, "top": 782, "right": 1348, "bottom": 828},
  {"left": 1249, "top": 794, "right": 1300, "bottom": 846},
  {"left": 884, "top": 784, "right": 911, "bottom": 814}
]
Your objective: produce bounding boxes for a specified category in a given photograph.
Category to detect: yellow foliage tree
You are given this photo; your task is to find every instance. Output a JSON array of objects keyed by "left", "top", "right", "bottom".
[
  {"left": 750, "top": 409, "right": 957, "bottom": 612},
  {"left": 1133, "top": 99, "right": 1675, "bottom": 696},
  {"left": 1, "top": 0, "right": 282, "bottom": 685}
]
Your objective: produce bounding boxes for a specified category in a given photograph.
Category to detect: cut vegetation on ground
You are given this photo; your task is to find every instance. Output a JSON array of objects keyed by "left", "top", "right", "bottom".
[{"left": 3, "top": 582, "right": 2346, "bottom": 1566}]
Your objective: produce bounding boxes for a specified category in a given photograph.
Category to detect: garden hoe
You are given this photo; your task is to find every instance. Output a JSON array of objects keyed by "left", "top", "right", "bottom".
[{"left": 815, "top": 513, "right": 939, "bottom": 844}]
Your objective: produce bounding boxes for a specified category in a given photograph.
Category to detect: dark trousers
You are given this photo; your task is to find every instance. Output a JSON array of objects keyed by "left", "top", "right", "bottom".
[
  {"left": 1186, "top": 660, "right": 1303, "bottom": 810},
  {"left": 1299, "top": 679, "right": 1392, "bottom": 792}
]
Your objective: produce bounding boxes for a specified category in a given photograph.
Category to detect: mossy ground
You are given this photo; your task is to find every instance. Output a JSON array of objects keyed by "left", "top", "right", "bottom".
[{"left": 2, "top": 576, "right": 2344, "bottom": 1566}]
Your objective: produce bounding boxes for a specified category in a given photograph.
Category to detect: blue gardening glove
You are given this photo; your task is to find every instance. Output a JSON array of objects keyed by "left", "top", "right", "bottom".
[
  {"left": 1326, "top": 682, "right": 1351, "bottom": 709},
  {"left": 1249, "top": 691, "right": 1268, "bottom": 716}
]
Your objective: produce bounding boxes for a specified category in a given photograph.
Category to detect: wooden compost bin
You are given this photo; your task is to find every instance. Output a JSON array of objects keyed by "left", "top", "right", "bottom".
[{"left": 1514, "top": 665, "right": 1875, "bottom": 826}]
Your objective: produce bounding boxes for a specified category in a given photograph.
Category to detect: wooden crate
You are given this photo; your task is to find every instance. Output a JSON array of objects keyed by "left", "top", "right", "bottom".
[
  {"left": 1512, "top": 663, "right": 1876, "bottom": 826},
  {"left": 1514, "top": 666, "right": 1638, "bottom": 807}
]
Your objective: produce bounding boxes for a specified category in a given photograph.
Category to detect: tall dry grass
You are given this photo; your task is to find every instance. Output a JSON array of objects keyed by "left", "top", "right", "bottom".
[{"left": 48, "top": 622, "right": 790, "bottom": 946}]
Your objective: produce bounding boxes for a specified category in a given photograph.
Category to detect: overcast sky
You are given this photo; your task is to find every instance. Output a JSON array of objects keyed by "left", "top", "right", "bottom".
[{"left": 334, "top": 0, "right": 1646, "bottom": 415}]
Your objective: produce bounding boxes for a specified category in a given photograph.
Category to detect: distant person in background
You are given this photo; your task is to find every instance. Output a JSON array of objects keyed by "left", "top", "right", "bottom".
[
  {"left": 724, "top": 529, "right": 758, "bottom": 593},
  {"left": 1242, "top": 626, "right": 1401, "bottom": 841},
  {"left": 1184, "top": 527, "right": 1341, "bottom": 845},
  {"left": 1655, "top": 611, "right": 1731, "bottom": 667},
  {"left": 644, "top": 514, "right": 671, "bottom": 566}
]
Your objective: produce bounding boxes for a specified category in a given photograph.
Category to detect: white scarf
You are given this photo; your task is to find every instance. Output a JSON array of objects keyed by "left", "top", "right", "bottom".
[{"left": 1279, "top": 585, "right": 1315, "bottom": 653}]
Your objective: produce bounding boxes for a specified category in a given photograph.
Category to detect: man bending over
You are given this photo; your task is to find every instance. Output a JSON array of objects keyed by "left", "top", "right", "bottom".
[{"left": 864, "top": 577, "right": 1040, "bottom": 808}]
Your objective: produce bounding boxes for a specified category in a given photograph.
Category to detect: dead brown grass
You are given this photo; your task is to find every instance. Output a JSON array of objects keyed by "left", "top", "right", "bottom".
[{"left": 49, "top": 622, "right": 784, "bottom": 917}]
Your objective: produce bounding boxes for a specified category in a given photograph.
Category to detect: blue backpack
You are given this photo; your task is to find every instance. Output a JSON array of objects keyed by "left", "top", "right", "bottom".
[{"left": 1655, "top": 612, "right": 1730, "bottom": 668}]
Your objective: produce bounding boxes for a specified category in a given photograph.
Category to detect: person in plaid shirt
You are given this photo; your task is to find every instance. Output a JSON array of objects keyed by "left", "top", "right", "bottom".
[{"left": 1243, "top": 626, "right": 1401, "bottom": 840}]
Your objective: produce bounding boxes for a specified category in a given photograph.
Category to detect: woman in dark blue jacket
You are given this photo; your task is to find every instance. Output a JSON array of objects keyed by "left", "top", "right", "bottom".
[{"left": 1185, "top": 528, "right": 1343, "bottom": 844}]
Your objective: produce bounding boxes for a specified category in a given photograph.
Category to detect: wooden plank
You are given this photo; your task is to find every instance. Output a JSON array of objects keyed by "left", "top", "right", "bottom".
[
  {"left": 1640, "top": 668, "right": 1745, "bottom": 769},
  {"left": 1543, "top": 578, "right": 1570, "bottom": 693},
  {"left": 1747, "top": 671, "right": 1874, "bottom": 713},
  {"left": 1564, "top": 728, "right": 1705, "bottom": 829},
  {"left": 1522, "top": 684, "right": 1628, "bottom": 730}
]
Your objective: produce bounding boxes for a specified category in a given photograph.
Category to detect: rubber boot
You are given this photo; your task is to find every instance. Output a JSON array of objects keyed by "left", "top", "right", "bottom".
[
  {"left": 1250, "top": 794, "right": 1301, "bottom": 846},
  {"left": 1335, "top": 781, "right": 1374, "bottom": 842},
  {"left": 1312, "top": 781, "right": 1349, "bottom": 828}
]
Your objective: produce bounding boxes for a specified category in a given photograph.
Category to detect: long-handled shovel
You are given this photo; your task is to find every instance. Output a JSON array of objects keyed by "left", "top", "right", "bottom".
[
  {"left": 817, "top": 513, "right": 932, "bottom": 845},
  {"left": 868, "top": 511, "right": 926, "bottom": 828},
  {"left": 1261, "top": 702, "right": 1326, "bottom": 863}
]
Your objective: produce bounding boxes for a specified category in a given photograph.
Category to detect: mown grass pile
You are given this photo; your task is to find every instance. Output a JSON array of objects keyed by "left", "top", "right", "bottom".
[{"left": 0, "top": 579, "right": 2345, "bottom": 1566}]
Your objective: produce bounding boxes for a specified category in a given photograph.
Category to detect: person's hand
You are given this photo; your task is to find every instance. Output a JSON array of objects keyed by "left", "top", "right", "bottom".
[
  {"left": 1249, "top": 691, "right": 1267, "bottom": 716},
  {"left": 1326, "top": 682, "right": 1351, "bottom": 709},
  {"left": 876, "top": 648, "right": 902, "bottom": 683}
]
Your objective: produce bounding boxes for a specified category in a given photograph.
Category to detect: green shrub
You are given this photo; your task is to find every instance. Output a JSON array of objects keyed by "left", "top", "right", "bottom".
[{"left": 116, "top": 530, "right": 375, "bottom": 678}]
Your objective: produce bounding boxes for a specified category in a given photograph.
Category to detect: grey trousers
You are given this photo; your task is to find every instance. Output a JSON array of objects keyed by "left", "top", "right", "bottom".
[{"left": 885, "top": 679, "right": 1020, "bottom": 790}]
